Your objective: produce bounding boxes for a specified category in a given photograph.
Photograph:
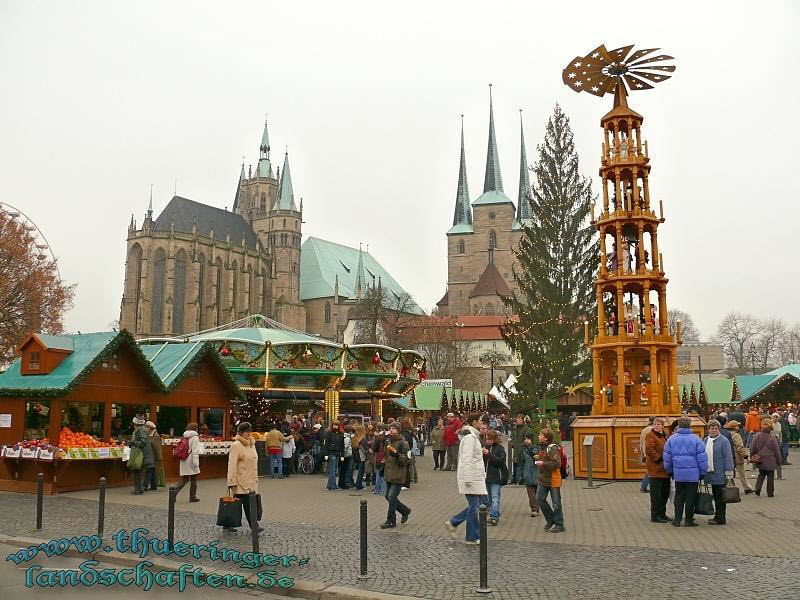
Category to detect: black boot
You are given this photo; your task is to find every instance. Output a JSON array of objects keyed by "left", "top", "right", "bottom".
[{"left": 380, "top": 521, "right": 396, "bottom": 529}]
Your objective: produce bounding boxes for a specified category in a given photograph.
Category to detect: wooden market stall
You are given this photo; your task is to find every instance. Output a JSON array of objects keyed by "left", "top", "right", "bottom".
[{"left": 0, "top": 330, "right": 242, "bottom": 494}]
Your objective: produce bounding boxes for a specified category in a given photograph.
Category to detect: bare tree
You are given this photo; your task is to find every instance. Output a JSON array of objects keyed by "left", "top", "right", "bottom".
[
  {"left": 668, "top": 308, "right": 700, "bottom": 342},
  {"left": 351, "top": 286, "right": 417, "bottom": 346},
  {"left": 753, "top": 316, "right": 786, "bottom": 369},
  {"left": 713, "top": 312, "right": 760, "bottom": 372},
  {"left": 479, "top": 349, "right": 512, "bottom": 389},
  {"left": 777, "top": 323, "right": 800, "bottom": 365},
  {"left": 398, "top": 319, "right": 472, "bottom": 379}
]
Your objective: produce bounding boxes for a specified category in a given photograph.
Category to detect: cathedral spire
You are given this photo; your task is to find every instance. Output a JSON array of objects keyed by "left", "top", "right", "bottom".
[
  {"left": 355, "top": 243, "right": 366, "bottom": 301},
  {"left": 275, "top": 152, "right": 298, "bottom": 211},
  {"left": 483, "top": 84, "right": 503, "bottom": 193},
  {"left": 232, "top": 160, "right": 245, "bottom": 212},
  {"left": 257, "top": 116, "right": 273, "bottom": 178},
  {"left": 451, "top": 115, "right": 472, "bottom": 227},
  {"left": 147, "top": 184, "right": 153, "bottom": 219},
  {"left": 517, "top": 110, "right": 532, "bottom": 220}
]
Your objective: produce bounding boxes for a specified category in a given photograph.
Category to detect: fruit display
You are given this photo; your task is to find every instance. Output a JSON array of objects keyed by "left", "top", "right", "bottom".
[{"left": 1, "top": 428, "right": 125, "bottom": 461}]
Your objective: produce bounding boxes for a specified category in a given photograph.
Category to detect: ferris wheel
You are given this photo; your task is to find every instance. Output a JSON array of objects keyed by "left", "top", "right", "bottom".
[{"left": 0, "top": 201, "right": 62, "bottom": 281}]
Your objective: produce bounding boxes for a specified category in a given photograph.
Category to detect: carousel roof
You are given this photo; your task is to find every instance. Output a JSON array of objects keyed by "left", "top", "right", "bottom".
[{"left": 189, "top": 325, "right": 335, "bottom": 347}]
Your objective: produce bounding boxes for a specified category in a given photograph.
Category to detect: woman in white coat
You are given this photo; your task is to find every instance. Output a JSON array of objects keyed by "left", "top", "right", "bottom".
[
  {"left": 174, "top": 422, "right": 203, "bottom": 502},
  {"left": 444, "top": 413, "right": 487, "bottom": 545}
]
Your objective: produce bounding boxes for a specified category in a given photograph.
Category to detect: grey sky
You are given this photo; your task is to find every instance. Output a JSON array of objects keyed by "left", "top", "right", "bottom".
[{"left": 1, "top": 1, "right": 798, "bottom": 341}]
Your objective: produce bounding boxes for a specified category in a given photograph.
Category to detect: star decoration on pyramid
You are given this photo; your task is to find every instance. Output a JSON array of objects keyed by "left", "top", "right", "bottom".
[{"left": 562, "top": 44, "right": 676, "bottom": 97}]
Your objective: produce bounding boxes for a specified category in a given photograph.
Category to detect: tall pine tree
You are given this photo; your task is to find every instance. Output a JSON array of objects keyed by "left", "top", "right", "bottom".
[{"left": 502, "top": 104, "right": 597, "bottom": 408}]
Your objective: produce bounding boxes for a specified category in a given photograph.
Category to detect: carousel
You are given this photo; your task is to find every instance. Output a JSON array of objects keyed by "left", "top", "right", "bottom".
[{"left": 140, "top": 314, "right": 427, "bottom": 428}]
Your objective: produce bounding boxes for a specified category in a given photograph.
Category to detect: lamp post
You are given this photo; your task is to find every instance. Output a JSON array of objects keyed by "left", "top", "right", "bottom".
[{"left": 748, "top": 343, "right": 756, "bottom": 375}]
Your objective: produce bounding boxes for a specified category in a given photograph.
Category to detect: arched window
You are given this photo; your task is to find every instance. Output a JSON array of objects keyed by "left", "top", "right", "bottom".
[
  {"left": 260, "top": 192, "right": 266, "bottom": 211},
  {"left": 231, "top": 261, "right": 239, "bottom": 318},
  {"left": 282, "top": 233, "right": 287, "bottom": 246},
  {"left": 484, "top": 303, "right": 495, "bottom": 316},
  {"left": 172, "top": 250, "right": 187, "bottom": 334},
  {"left": 197, "top": 254, "right": 206, "bottom": 331},
  {"left": 283, "top": 218, "right": 286, "bottom": 228},
  {"left": 324, "top": 302, "right": 331, "bottom": 324},
  {"left": 488, "top": 231, "right": 497, "bottom": 249},
  {"left": 151, "top": 248, "right": 167, "bottom": 333},
  {"left": 472, "top": 304, "right": 480, "bottom": 315},
  {"left": 215, "top": 258, "right": 223, "bottom": 326},
  {"left": 248, "top": 266, "right": 255, "bottom": 313},
  {"left": 292, "top": 263, "right": 297, "bottom": 274},
  {"left": 261, "top": 268, "right": 270, "bottom": 315},
  {"left": 458, "top": 240, "right": 465, "bottom": 255},
  {"left": 126, "top": 244, "right": 143, "bottom": 332}
]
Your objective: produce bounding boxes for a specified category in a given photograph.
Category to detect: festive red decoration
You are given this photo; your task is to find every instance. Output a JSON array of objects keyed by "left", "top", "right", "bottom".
[
  {"left": 400, "top": 366, "right": 409, "bottom": 377},
  {"left": 419, "top": 370, "right": 428, "bottom": 380},
  {"left": 220, "top": 346, "right": 231, "bottom": 357},
  {"left": 372, "top": 353, "right": 381, "bottom": 365}
]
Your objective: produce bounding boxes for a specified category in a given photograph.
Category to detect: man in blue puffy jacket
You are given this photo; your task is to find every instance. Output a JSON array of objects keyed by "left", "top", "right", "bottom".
[{"left": 663, "top": 417, "right": 708, "bottom": 527}]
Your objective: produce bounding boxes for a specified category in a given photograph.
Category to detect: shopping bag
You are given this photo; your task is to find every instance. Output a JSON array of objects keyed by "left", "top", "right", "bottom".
[
  {"left": 694, "top": 484, "right": 715, "bottom": 515},
  {"left": 216, "top": 494, "right": 243, "bottom": 528},
  {"left": 156, "top": 464, "right": 166, "bottom": 487},
  {"left": 721, "top": 479, "right": 741, "bottom": 504},
  {"left": 127, "top": 447, "right": 143, "bottom": 470}
]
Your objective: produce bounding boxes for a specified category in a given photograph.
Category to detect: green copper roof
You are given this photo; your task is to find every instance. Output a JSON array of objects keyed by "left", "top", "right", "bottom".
[
  {"left": 260, "top": 119, "right": 270, "bottom": 151},
  {"left": 517, "top": 112, "right": 532, "bottom": 220},
  {"left": 257, "top": 118, "right": 273, "bottom": 179},
  {"left": 447, "top": 223, "right": 474, "bottom": 235},
  {"left": 190, "top": 326, "right": 327, "bottom": 347},
  {"left": 300, "top": 237, "right": 424, "bottom": 314},
  {"left": 483, "top": 86, "right": 503, "bottom": 195},
  {"left": 275, "top": 153, "right": 297, "bottom": 211},
  {"left": 452, "top": 119, "right": 472, "bottom": 228},
  {"left": 472, "top": 189, "right": 514, "bottom": 206},
  {"left": 702, "top": 378, "right": 734, "bottom": 404},
  {"left": 232, "top": 163, "right": 246, "bottom": 211},
  {"left": 734, "top": 374, "right": 775, "bottom": 402},
  {"left": 257, "top": 159, "right": 273, "bottom": 179},
  {"left": 764, "top": 364, "right": 800, "bottom": 378},
  {"left": 35, "top": 334, "right": 75, "bottom": 352}
]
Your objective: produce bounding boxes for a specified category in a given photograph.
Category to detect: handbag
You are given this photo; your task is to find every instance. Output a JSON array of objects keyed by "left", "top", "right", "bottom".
[
  {"left": 721, "top": 478, "right": 741, "bottom": 504},
  {"left": 748, "top": 453, "right": 762, "bottom": 464},
  {"left": 216, "top": 491, "right": 243, "bottom": 528},
  {"left": 694, "top": 483, "right": 715, "bottom": 515},
  {"left": 127, "top": 447, "right": 143, "bottom": 470}
]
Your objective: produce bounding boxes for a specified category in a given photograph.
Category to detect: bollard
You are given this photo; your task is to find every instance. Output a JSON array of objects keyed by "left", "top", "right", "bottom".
[
  {"left": 586, "top": 445, "right": 594, "bottom": 488},
  {"left": 98, "top": 477, "right": 107, "bottom": 536},
  {"left": 476, "top": 503, "right": 491, "bottom": 594},
  {"left": 358, "top": 499, "right": 369, "bottom": 580},
  {"left": 248, "top": 491, "right": 260, "bottom": 554},
  {"left": 167, "top": 485, "right": 177, "bottom": 548},
  {"left": 35, "top": 473, "right": 44, "bottom": 530}
]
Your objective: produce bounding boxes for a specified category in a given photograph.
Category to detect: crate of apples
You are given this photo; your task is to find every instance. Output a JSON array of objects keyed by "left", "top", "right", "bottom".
[{"left": 58, "top": 427, "right": 112, "bottom": 449}]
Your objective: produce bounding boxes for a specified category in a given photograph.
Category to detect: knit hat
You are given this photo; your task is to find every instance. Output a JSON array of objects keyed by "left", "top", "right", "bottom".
[
  {"left": 723, "top": 420, "right": 739, "bottom": 430},
  {"left": 132, "top": 416, "right": 145, "bottom": 425},
  {"left": 313, "top": 423, "right": 322, "bottom": 429}
]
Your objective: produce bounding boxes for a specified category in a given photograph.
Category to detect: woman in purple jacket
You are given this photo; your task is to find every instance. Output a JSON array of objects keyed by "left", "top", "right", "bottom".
[
  {"left": 663, "top": 417, "right": 708, "bottom": 527},
  {"left": 749, "top": 418, "right": 782, "bottom": 497}
]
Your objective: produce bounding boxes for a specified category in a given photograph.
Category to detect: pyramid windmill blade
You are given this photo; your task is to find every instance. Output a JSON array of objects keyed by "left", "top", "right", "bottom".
[
  {"left": 562, "top": 56, "right": 587, "bottom": 86},
  {"left": 631, "top": 70, "right": 672, "bottom": 83},
  {"left": 635, "top": 64, "right": 676, "bottom": 72},
  {"left": 608, "top": 45, "right": 635, "bottom": 62},
  {"left": 624, "top": 74, "right": 654, "bottom": 91},
  {"left": 627, "top": 47, "right": 660, "bottom": 63},
  {"left": 629, "top": 54, "right": 675, "bottom": 67}
]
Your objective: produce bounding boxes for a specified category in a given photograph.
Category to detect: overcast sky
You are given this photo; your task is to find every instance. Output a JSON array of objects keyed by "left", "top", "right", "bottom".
[{"left": 2, "top": 1, "right": 798, "bottom": 341}]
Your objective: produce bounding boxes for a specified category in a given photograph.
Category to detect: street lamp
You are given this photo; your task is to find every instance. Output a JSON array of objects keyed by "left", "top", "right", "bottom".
[{"left": 748, "top": 343, "right": 756, "bottom": 375}]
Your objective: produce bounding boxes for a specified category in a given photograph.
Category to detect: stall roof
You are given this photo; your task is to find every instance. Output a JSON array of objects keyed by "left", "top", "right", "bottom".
[
  {"left": 734, "top": 374, "right": 778, "bottom": 402},
  {"left": 414, "top": 386, "right": 445, "bottom": 411},
  {"left": 702, "top": 379, "right": 734, "bottom": 404},
  {"left": 0, "top": 331, "right": 163, "bottom": 396},
  {"left": 190, "top": 326, "right": 331, "bottom": 347},
  {"left": 139, "top": 342, "right": 242, "bottom": 397}
]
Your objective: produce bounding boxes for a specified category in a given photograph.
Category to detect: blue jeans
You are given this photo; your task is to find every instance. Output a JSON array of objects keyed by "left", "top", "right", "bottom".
[
  {"left": 374, "top": 469, "right": 384, "bottom": 495},
  {"left": 781, "top": 441, "right": 789, "bottom": 464},
  {"left": 487, "top": 483, "right": 502, "bottom": 521},
  {"left": 269, "top": 453, "right": 282, "bottom": 477},
  {"left": 354, "top": 459, "right": 365, "bottom": 489},
  {"left": 326, "top": 452, "right": 340, "bottom": 490},
  {"left": 536, "top": 485, "right": 564, "bottom": 527},
  {"left": 384, "top": 482, "right": 410, "bottom": 524},
  {"left": 450, "top": 494, "right": 487, "bottom": 542},
  {"left": 640, "top": 474, "right": 650, "bottom": 492}
]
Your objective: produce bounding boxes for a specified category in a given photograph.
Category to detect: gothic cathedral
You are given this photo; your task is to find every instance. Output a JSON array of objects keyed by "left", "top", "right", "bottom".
[{"left": 119, "top": 118, "right": 306, "bottom": 336}]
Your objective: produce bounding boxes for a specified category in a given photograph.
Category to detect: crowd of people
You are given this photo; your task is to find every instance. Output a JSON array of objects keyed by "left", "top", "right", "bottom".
[{"left": 641, "top": 405, "right": 793, "bottom": 527}]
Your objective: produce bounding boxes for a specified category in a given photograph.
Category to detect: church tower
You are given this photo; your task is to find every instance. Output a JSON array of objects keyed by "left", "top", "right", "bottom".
[{"left": 234, "top": 118, "right": 305, "bottom": 330}]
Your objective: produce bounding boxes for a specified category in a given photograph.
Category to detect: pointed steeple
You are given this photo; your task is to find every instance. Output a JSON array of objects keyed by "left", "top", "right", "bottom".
[
  {"left": 483, "top": 84, "right": 503, "bottom": 193},
  {"left": 355, "top": 244, "right": 366, "bottom": 301},
  {"left": 275, "top": 152, "right": 298, "bottom": 211},
  {"left": 517, "top": 110, "right": 532, "bottom": 221},
  {"left": 451, "top": 115, "right": 472, "bottom": 227},
  {"left": 147, "top": 184, "right": 153, "bottom": 219},
  {"left": 232, "top": 160, "right": 245, "bottom": 212},
  {"left": 257, "top": 116, "right": 273, "bottom": 178}
]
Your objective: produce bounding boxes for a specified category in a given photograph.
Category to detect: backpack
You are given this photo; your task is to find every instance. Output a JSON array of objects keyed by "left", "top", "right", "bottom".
[
  {"left": 173, "top": 437, "right": 190, "bottom": 460},
  {"left": 549, "top": 443, "right": 569, "bottom": 478}
]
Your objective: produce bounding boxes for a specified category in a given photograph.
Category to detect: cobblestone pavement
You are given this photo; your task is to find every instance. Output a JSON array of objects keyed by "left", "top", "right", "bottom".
[{"left": 1, "top": 447, "right": 798, "bottom": 599}]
